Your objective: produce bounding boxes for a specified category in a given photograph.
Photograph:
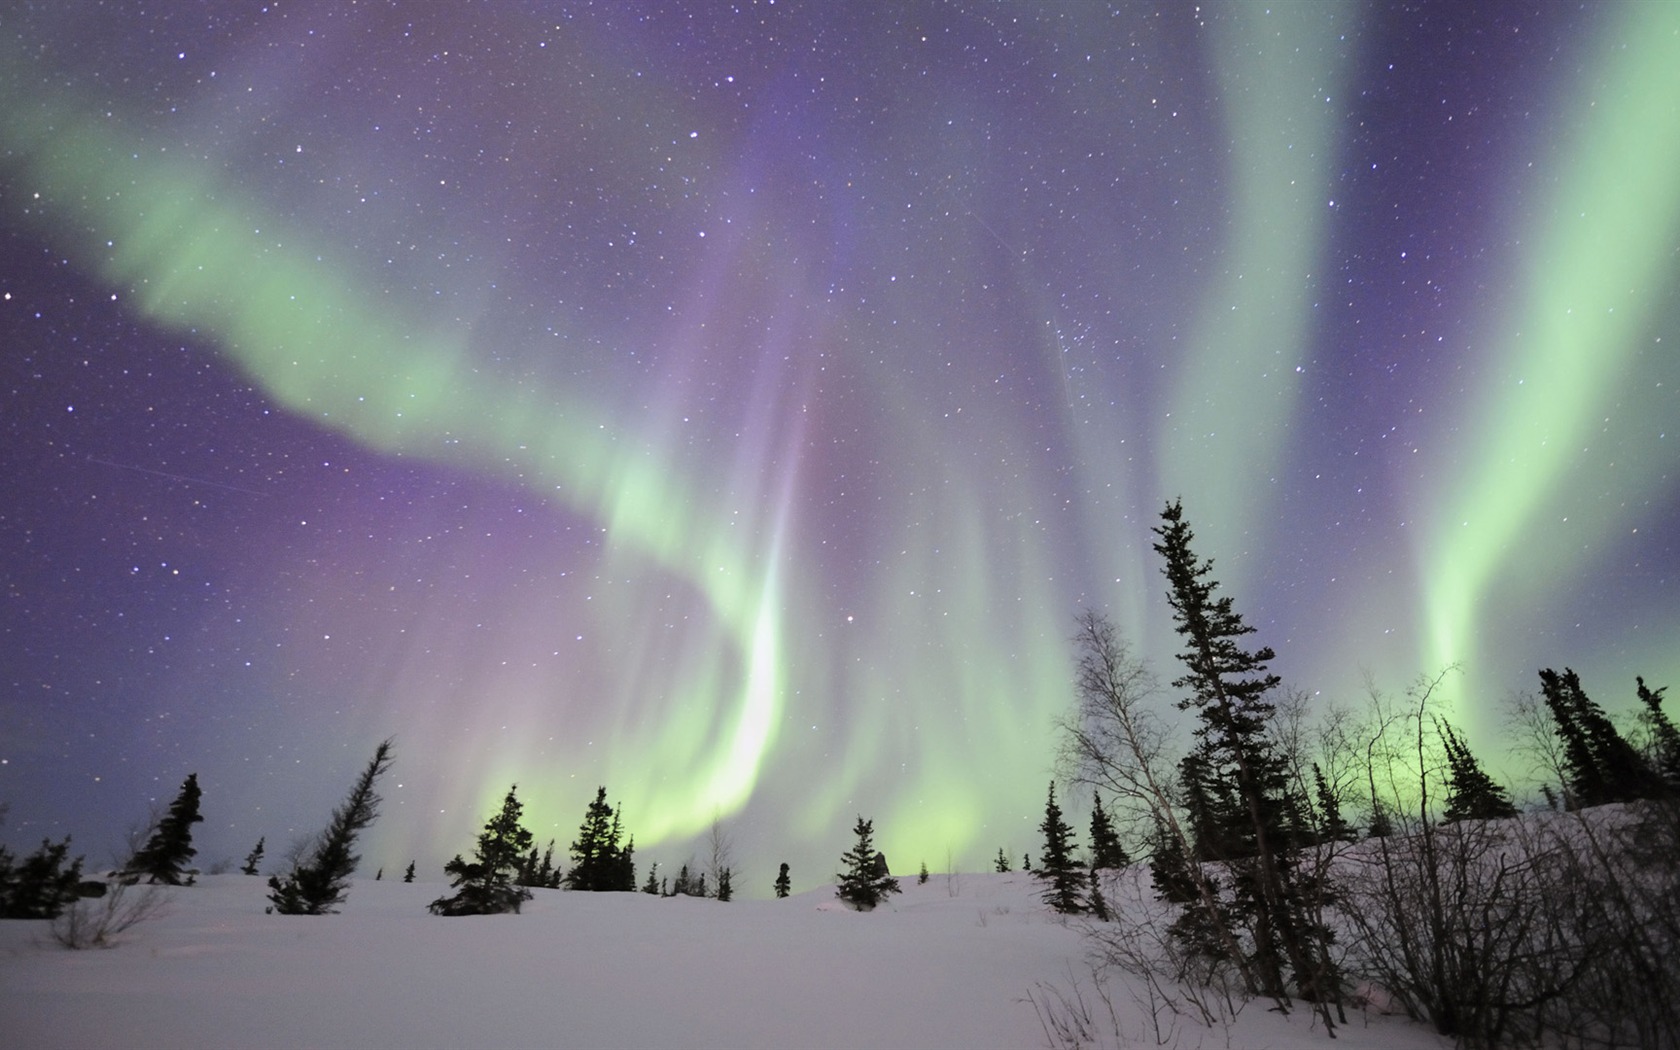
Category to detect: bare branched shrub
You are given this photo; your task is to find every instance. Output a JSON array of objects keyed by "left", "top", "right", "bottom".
[
  {"left": 1340, "top": 816, "right": 1580, "bottom": 1049},
  {"left": 1501, "top": 689, "right": 1571, "bottom": 806},
  {"left": 1529, "top": 798, "right": 1680, "bottom": 1049},
  {"left": 1081, "top": 866, "right": 1249, "bottom": 1038},
  {"left": 49, "top": 881, "right": 169, "bottom": 949}
]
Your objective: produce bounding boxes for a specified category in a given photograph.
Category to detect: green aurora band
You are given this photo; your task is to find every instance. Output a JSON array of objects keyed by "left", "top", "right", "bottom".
[
  {"left": 1416, "top": 2, "right": 1680, "bottom": 728},
  {"left": 0, "top": 87, "right": 791, "bottom": 847},
  {"left": 4, "top": 4, "right": 1677, "bottom": 866}
]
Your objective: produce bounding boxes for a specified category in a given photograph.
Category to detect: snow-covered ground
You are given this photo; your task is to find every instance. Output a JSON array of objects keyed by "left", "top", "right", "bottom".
[{"left": 0, "top": 871, "right": 1451, "bottom": 1049}]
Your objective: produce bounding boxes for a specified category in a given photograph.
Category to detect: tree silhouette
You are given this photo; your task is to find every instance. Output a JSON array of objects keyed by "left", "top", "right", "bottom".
[
  {"left": 836, "top": 816, "right": 899, "bottom": 910},
  {"left": 267, "top": 739, "right": 393, "bottom": 915},
  {"left": 1033, "top": 781, "right": 1086, "bottom": 913},
  {"left": 126, "top": 773, "right": 203, "bottom": 885},
  {"left": 429, "top": 785, "right": 535, "bottom": 916}
]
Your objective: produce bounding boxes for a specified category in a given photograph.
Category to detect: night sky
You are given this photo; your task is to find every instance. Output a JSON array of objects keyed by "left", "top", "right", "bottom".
[{"left": 3, "top": 2, "right": 1677, "bottom": 890}]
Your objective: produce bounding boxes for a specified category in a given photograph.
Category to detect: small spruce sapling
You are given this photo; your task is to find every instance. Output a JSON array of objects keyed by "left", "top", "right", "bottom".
[
  {"left": 835, "top": 816, "right": 900, "bottom": 910},
  {"left": 240, "top": 837, "right": 265, "bottom": 876},
  {"left": 774, "top": 862, "right": 791, "bottom": 899},
  {"left": 429, "top": 785, "right": 535, "bottom": 916}
]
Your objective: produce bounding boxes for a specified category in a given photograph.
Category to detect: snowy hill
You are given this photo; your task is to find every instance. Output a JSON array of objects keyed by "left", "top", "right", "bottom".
[{"left": 0, "top": 872, "right": 1449, "bottom": 1049}]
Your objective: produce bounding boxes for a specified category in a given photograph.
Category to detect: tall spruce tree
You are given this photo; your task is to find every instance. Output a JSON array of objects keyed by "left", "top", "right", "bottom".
[
  {"left": 429, "top": 785, "right": 535, "bottom": 915},
  {"left": 1153, "top": 500, "right": 1330, "bottom": 1013},
  {"left": 240, "top": 837, "right": 265, "bottom": 876},
  {"left": 1439, "top": 721, "right": 1518, "bottom": 822},
  {"left": 1540, "top": 668, "right": 1663, "bottom": 806},
  {"left": 835, "top": 816, "right": 900, "bottom": 910},
  {"left": 125, "top": 773, "right": 204, "bottom": 885},
  {"left": 565, "top": 787, "right": 634, "bottom": 891},
  {"left": 1088, "top": 790, "right": 1129, "bottom": 869},
  {"left": 773, "top": 862, "right": 791, "bottom": 898},
  {"left": 994, "top": 848, "right": 1012, "bottom": 873},
  {"left": 267, "top": 739, "right": 393, "bottom": 915},
  {"left": 1034, "top": 781, "right": 1086, "bottom": 914}
]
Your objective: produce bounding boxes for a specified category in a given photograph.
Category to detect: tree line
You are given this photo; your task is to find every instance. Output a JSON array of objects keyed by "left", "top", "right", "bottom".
[{"left": 1037, "top": 499, "right": 1680, "bottom": 1049}]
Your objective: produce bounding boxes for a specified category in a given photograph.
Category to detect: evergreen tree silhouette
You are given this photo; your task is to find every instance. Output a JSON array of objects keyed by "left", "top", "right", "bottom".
[
  {"left": 1541, "top": 668, "right": 1663, "bottom": 806},
  {"left": 1088, "top": 790, "right": 1129, "bottom": 869},
  {"left": 1439, "top": 720, "right": 1519, "bottom": 822},
  {"left": 773, "top": 862, "right": 791, "bottom": 898},
  {"left": 240, "top": 836, "right": 265, "bottom": 876},
  {"left": 429, "top": 785, "right": 535, "bottom": 916},
  {"left": 1636, "top": 676, "right": 1680, "bottom": 790},
  {"left": 126, "top": 773, "right": 204, "bottom": 885},
  {"left": 994, "top": 848, "right": 1012, "bottom": 873},
  {"left": 1033, "top": 781, "right": 1086, "bottom": 914},
  {"left": 1154, "top": 499, "right": 1328, "bottom": 1008},
  {"left": 0, "top": 837, "right": 83, "bottom": 919},
  {"left": 267, "top": 739, "right": 393, "bottom": 915},
  {"left": 566, "top": 787, "right": 634, "bottom": 891},
  {"left": 835, "top": 816, "right": 900, "bottom": 910},
  {"left": 1312, "top": 764, "right": 1356, "bottom": 843}
]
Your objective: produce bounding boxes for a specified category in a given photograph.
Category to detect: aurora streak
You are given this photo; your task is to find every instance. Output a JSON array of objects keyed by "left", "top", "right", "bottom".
[{"left": 2, "top": 2, "right": 1676, "bottom": 890}]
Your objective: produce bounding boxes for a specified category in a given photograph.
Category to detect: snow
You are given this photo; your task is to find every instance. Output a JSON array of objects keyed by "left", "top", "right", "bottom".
[{"left": 0, "top": 872, "right": 1452, "bottom": 1049}]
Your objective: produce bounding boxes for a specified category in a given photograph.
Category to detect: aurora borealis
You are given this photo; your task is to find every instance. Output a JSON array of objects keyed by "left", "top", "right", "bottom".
[{"left": 2, "top": 3, "right": 1677, "bottom": 890}]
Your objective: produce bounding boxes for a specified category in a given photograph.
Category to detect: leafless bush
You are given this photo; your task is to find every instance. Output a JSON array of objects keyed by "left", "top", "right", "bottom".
[
  {"left": 49, "top": 881, "right": 170, "bottom": 949},
  {"left": 1528, "top": 799, "right": 1680, "bottom": 1049},
  {"left": 1339, "top": 817, "right": 1581, "bottom": 1049},
  {"left": 1079, "top": 867, "right": 1250, "bottom": 1040}
]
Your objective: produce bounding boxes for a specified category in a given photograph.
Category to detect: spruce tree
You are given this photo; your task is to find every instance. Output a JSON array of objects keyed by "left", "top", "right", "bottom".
[
  {"left": 994, "top": 848, "right": 1012, "bottom": 873},
  {"left": 0, "top": 837, "right": 83, "bottom": 919},
  {"left": 126, "top": 773, "right": 204, "bottom": 885},
  {"left": 643, "top": 863, "right": 661, "bottom": 895},
  {"left": 1088, "top": 790, "right": 1129, "bottom": 869},
  {"left": 1087, "top": 860, "right": 1111, "bottom": 921},
  {"left": 1311, "top": 764, "right": 1356, "bottom": 843},
  {"left": 1636, "top": 676, "right": 1680, "bottom": 789},
  {"left": 1439, "top": 720, "right": 1518, "bottom": 822},
  {"left": 616, "top": 836, "right": 637, "bottom": 893},
  {"left": 566, "top": 787, "right": 633, "bottom": 891},
  {"left": 1541, "top": 668, "right": 1663, "bottom": 806},
  {"left": 517, "top": 839, "right": 560, "bottom": 889},
  {"left": 918, "top": 860, "right": 930, "bottom": 885},
  {"left": 774, "top": 862, "right": 791, "bottom": 898},
  {"left": 835, "top": 816, "right": 900, "bottom": 910},
  {"left": 429, "top": 785, "right": 535, "bottom": 916},
  {"left": 267, "top": 739, "right": 394, "bottom": 915},
  {"left": 403, "top": 861, "right": 415, "bottom": 883},
  {"left": 716, "top": 866, "right": 733, "bottom": 902},
  {"left": 1153, "top": 500, "right": 1328, "bottom": 1010},
  {"left": 240, "top": 837, "right": 265, "bottom": 876},
  {"left": 1033, "top": 781, "right": 1086, "bottom": 914},
  {"left": 1147, "top": 812, "right": 1198, "bottom": 905}
]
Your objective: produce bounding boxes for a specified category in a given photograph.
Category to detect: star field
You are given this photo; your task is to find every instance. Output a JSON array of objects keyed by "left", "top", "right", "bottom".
[{"left": 2, "top": 2, "right": 1676, "bottom": 888}]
